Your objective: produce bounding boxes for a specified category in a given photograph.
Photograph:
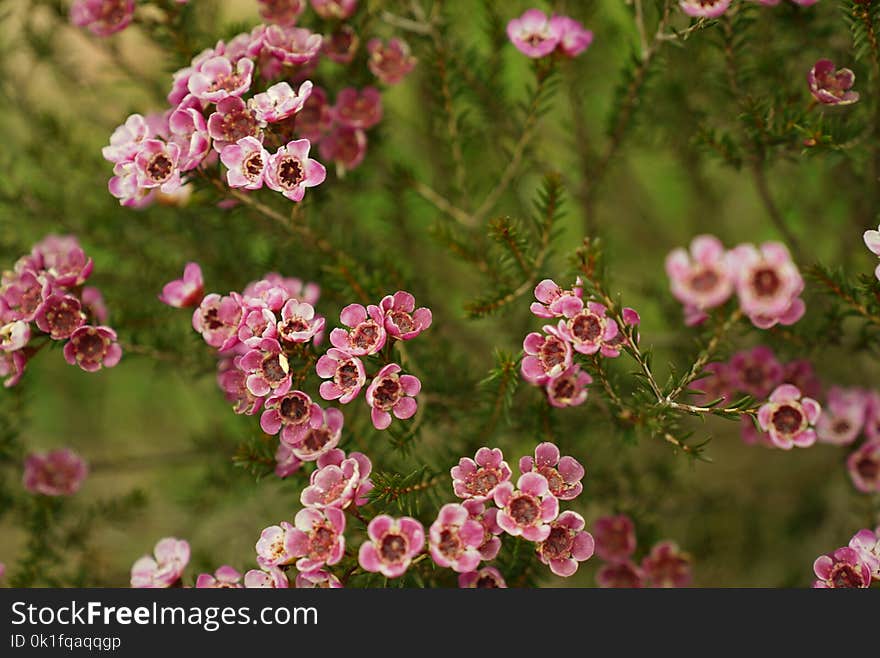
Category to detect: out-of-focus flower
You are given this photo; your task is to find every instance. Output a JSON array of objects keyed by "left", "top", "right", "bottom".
[
  {"left": 131, "top": 538, "right": 190, "bottom": 588},
  {"left": 159, "top": 263, "right": 204, "bottom": 308},
  {"left": 808, "top": 59, "right": 859, "bottom": 106},
  {"left": 757, "top": 384, "right": 821, "bottom": 449},
  {"left": 23, "top": 449, "right": 88, "bottom": 496}
]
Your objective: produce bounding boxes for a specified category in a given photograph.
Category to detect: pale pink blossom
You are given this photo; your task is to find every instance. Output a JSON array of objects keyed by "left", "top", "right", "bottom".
[{"left": 131, "top": 538, "right": 190, "bottom": 588}]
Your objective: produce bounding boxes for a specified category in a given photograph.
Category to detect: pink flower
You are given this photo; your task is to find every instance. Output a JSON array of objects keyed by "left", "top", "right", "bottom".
[
  {"left": 109, "top": 161, "right": 154, "bottom": 208},
  {"left": 451, "top": 447, "right": 512, "bottom": 501},
  {"left": 428, "top": 503, "right": 485, "bottom": 573},
  {"left": 728, "top": 346, "right": 783, "bottom": 399},
  {"left": 379, "top": 291, "right": 432, "bottom": 340},
  {"left": 365, "top": 363, "right": 420, "bottom": 429},
  {"left": 728, "top": 242, "right": 805, "bottom": 329},
  {"left": 462, "top": 499, "right": 503, "bottom": 561},
  {"left": 168, "top": 107, "right": 210, "bottom": 172},
  {"left": 530, "top": 278, "right": 583, "bottom": 319},
  {"left": 288, "top": 507, "right": 346, "bottom": 572},
  {"left": 134, "top": 140, "right": 182, "bottom": 194},
  {"left": 220, "top": 137, "right": 269, "bottom": 190},
  {"left": 256, "top": 522, "right": 298, "bottom": 567},
  {"left": 558, "top": 301, "right": 620, "bottom": 357},
  {"left": 665, "top": 235, "right": 734, "bottom": 316},
  {"left": 70, "top": 0, "right": 134, "bottom": 37},
  {"left": 301, "top": 449, "right": 373, "bottom": 509},
  {"left": 367, "top": 38, "right": 416, "bottom": 85},
  {"left": 782, "top": 358, "right": 822, "bottom": 400},
  {"left": 519, "top": 442, "right": 585, "bottom": 501},
  {"left": 258, "top": 0, "right": 305, "bottom": 26},
  {"left": 864, "top": 392, "right": 880, "bottom": 441},
  {"left": 506, "top": 9, "right": 559, "bottom": 58},
  {"left": 188, "top": 56, "right": 254, "bottom": 103},
  {"left": 196, "top": 566, "right": 243, "bottom": 588},
  {"left": 521, "top": 326, "right": 572, "bottom": 385},
  {"left": 295, "top": 87, "right": 334, "bottom": 141},
  {"left": 679, "top": 0, "right": 731, "bottom": 18},
  {"left": 32, "top": 235, "right": 95, "bottom": 287},
  {"left": 218, "top": 362, "right": 265, "bottom": 415},
  {"left": 808, "top": 59, "right": 859, "bottom": 106},
  {"left": 208, "top": 97, "right": 262, "bottom": 153},
  {"left": 262, "top": 26, "right": 323, "bottom": 64},
  {"left": 691, "top": 362, "right": 734, "bottom": 406},
  {"left": 1, "top": 270, "right": 49, "bottom": 322},
  {"left": 33, "top": 294, "right": 84, "bottom": 340},
  {"left": 757, "top": 384, "right": 821, "bottom": 449},
  {"left": 593, "top": 515, "right": 637, "bottom": 561},
  {"left": 849, "top": 528, "right": 880, "bottom": 580},
  {"left": 358, "top": 515, "right": 425, "bottom": 578},
  {"left": 333, "top": 87, "right": 383, "bottom": 130},
  {"left": 238, "top": 338, "right": 291, "bottom": 397},
  {"left": 22, "top": 449, "right": 88, "bottom": 496},
  {"left": 0, "top": 350, "right": 27, "bottom": 388},
  {"left": 193, "top": 293, "right": 243, "bottom": 350},
  {"left": 458, "top": 566, "right": 507, "bottom": 588},
  {"left": 260, "top": 390, "right": 318, "bottom": 444},
  {"left": 63, "top": 325, "right": 122, "bottom": 372},
  {"left": 847, "top": 441, "right": 880, "bottom": 493},
  {"left": 323, "top": 25, "right": 360, "bottom": 64},
  {"left": 596, "top": 560, "right": 645, "bottom": 588},
  {"left": 244, "top": 566, "right": 289, "bottom": 588},
  {"left": 287, "top": 406, "right": 343, "bottom": 462},
  {"left": 537, "top": 511, "right": 595, "bottom": 577},
  {"left": 275, "top": 442, "right": 303, "bottom": 478},
  {"left": 130, "top": 537, "right": 190, "bottom": 588},
  {"left": 813, "top": 547, "right": 871, "bottom": 588},
  {"left": 159, "top": 262, "right": 204, "bottom": 308},
  {"left": 264, "top": 139, "right": 327, "bottom": 202},
  {"left": 316, "top": 348, "right": 366, "bottom": 403},
  {"left": 318, "top": 126, "right": 367, "bottom": 173},
  {"left": 0, "top": 563, "right": 4, "bottom": 581},
  {"left": 642, "top": 541, "right": 692, "bottom": 588},
  {"left": 311, "top": 0, "right": 357, "bottom": 19},
  {"left": 549, "top": 15, "right": 593, "bottom": 58},
  {"left": 493, "top": 472, "right": 559, "bottom": 542},
  {"left": 1, "top": 320, "right": 30, "bottom": 353},
  {"left": 242, "top": 277, "right": 290, "bottom": 312},
  {"left": 816, "top": 387, "right": 868, "bottom": 446},
  {"left": 103, "top": 114, "right": 151, "bottom": 163},
  {"left": 249, "top": 81, "right": 313, "bottom": 124},
  {"left": 295, "top": 569, "right": 343, "bottom": 588},
  {"left": 864, "top": 225, "right": 880, "bottom": 281},
  {"left": 277, "top": 299, "right": 324, "bottom": 344},
  {"left": 545, "top": 364, "right": 592, "bottom": 408}
]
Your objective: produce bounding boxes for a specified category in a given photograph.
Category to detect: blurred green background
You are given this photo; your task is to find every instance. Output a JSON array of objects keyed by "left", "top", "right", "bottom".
[{"left": 1, "top": 0, "right": 878, "bottom": 587}]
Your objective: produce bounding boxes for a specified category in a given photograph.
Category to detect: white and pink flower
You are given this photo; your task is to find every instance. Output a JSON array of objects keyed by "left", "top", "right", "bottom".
[
  {"left": 365, "top": 363, "right": 420, "bottom": 430},
  {"left": 131, "top": 537, "right": 190, "bottom": 588},
  {"left": 536, "top": 511, "right": 595, "bottom": 577},
  {"left": 756, "top": 384, "right": 821, "bottom": 450},
  {"left": 316, "top": 348, "right": 366, "bottom": 403},
  {"left": 518, "top": 442, "right": 585, "bottom": 501},
  {"left": 288, "top": 507, "right": 346, "bottom": 572},
  {"left": 264, "top": 139, "right": 327, "bottom": 202},
  {"left": 358, "top": 515, "right": 425, "bottom": 578},
  {"left": 451, "top": 447, "right": 512, "bottom": 501},
  {"left": 493, "top": 472, "right": 559, "bottom": 542},
  {"left": 428, "top": 503, "right": 485, "bottom": 573}
]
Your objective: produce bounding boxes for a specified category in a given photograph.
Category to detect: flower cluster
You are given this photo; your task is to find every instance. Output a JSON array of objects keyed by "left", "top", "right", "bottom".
[
  {"left": 666, "top": 236, "right": 805, "bottom": 328},
  {"left": 1, "top": 235, "right": 121, "bottom": 386},
  {"left": 318, "top": 291, "right": 431, "bottom": 430},
  {"left": 100, "top": 3, "right": 416, "bottom": 208},
  {"left": 593, "top": 514, "right": 693, "bottom": 588},
  {"left": 450, "top": 443, "right": 594, "bottom": 580},
  {"left": 522, "top": 278, "right": 640, "bottom": 407},
  {"left": 812, "top": 527, "right": 879, "bottom": 588},
  {"left": 506, "top": 9, "right": 593, "bottom": 59},
  {"left": 22, "top": 448, "right": 88, "bottom": 497}
]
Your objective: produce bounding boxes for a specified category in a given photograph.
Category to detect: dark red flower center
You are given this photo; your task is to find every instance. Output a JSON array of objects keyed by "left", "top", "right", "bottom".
[
  {"left": 771, "top": 404, "right": 804, "bottom": 435},
  {"left": 537, "top": 465, "right": 566, "bottom": 497},
  {"left": 856, "top": 455, "right": 879, "bottom": 481},
  {"left": 571, "top": 313, "right": 602, "bottom": 343},
  {"left": 509, "top": 494, "right": 540, "bottom": 526},
  {"left": 262, "top": 354, "right": 288, "bottom": 383},
  {"left": 335, "top": 361, "right": 360, "bottom": 390},
  {"left": 391, "top": 310, "right": 415, "bottom": 334},
  {"left": 465, "top": 467, "right": 500, "bottom": 497},
  {"left": 830, "top": 563, "right": 866, "bottom": 588},
  {"left": 309, "top": 525, "right": 336, "bottom": 559},
  {"left": 301, "top": 428, "right": 332, "bottom": 454},
  {"left": 438, "top": 528, "right": 463, "bottom": 559},
  {"left": 277, "top": 156, "right": 304, "bottom": 189},
  {"left": 372, "top": 376, "right": 401, "bottom": 410},
  {"left": 752, "top": 267, "right": 781, "bottom": 296},
  {"left": 689, "top": 268, "right": 720, "bottom": 292},
  {"left": 539, "top": 336, "right": 567, "bottom": 370},
  {"left": 551, "top": 376, "right": 577, "bottom": 401},
  {"left": 243, "top": 152, "right": 264, "bottom": 179},
  {"left": 379, "top": 533, "right": 408, "bottom": 563},
  {"left": 45, "top": 300, "right": 82, "bottom": 336},
  {"left": 351, "top": 320, "right": 380, "bottom": 350},
  {"left": 279, "top": 393, "right": 309, "bottom": 423},
  {"left": 475, "top": 573, "right": 501, "bottom": 588},
  {"left": 75, "top": 332, "right": 106, "bottom": 360},
  {"left": 541, "top": 525, "right": 574, "bottom": 560},
  {"left": 147, "top": 153, "right": 173, "bottom": 182}
]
